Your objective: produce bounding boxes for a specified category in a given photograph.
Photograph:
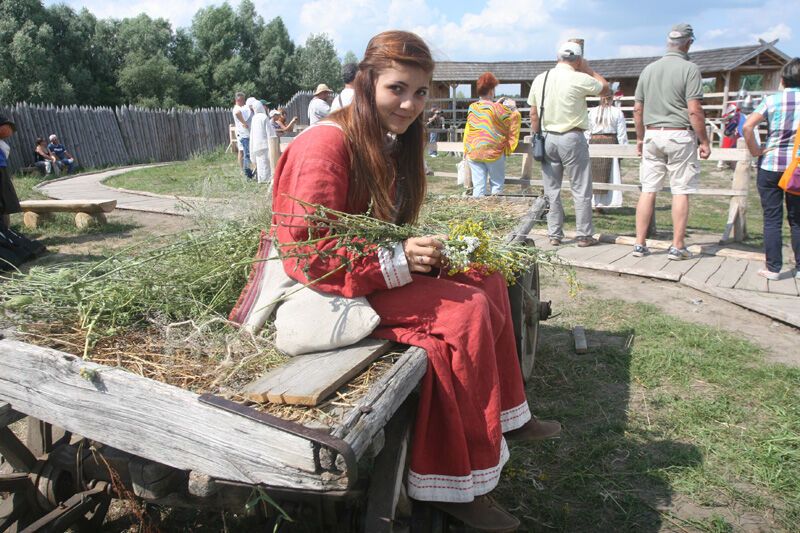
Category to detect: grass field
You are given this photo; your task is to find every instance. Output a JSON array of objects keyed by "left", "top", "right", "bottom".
[{"left": 499, "top": 273, "right": 800, "bottom": 531}]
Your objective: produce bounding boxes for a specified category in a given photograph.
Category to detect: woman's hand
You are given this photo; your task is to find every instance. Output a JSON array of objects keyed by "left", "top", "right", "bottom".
[{"left": 403, "top": 236, "right": 444, "bottom": 273}]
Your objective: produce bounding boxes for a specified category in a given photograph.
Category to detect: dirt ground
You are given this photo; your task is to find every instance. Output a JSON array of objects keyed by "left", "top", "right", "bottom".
[{"left": 542, "top": 267, "right": 800, "bottom": 368}]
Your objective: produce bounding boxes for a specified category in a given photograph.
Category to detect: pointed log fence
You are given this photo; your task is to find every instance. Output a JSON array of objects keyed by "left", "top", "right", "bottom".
[{"left": 0, "top": 103, "right": 231, "bottom": 175}]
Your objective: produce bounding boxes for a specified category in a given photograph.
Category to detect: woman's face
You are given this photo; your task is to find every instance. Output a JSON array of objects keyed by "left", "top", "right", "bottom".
[{"left": 374, "top": 62, "right": 429, "bottom": 135}]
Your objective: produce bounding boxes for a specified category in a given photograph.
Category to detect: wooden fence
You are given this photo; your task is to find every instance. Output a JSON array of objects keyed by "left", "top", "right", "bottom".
[
  {"left": 431, "top": 138, "right": 753, "bottom": 243},
  {"left": 0, "top": 103, "right": 231, "bottom": 175}
]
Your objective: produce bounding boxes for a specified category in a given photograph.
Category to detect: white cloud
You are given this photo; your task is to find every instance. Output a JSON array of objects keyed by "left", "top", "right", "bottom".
[
  {"left": 616, "top": 44, "right": 664, "bottom": 58},
  {"left": 297, "top": 0, "right": 382, "bottom": 43},
  {"left": 752, "top": 23, "right": 792, "bottom": 43}
]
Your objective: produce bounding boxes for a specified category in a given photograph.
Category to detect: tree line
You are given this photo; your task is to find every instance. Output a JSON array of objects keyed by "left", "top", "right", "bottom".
[{"left": 0, "top": 0, "right": 357, "bottom": 109}]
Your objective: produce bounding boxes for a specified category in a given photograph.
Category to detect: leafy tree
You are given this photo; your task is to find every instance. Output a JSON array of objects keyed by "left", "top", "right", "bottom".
[
  {"left": 117, "top": 52, "right": 179, "bottom": 107},
  {"left": 343, "top": 50, "right": 359, "bottom": 65},
  {"left": 258, "top": 17, "right": 298, "bottom": 104},
  {"left": 294, "top": 33, "right": 342, "bottom": 92}
]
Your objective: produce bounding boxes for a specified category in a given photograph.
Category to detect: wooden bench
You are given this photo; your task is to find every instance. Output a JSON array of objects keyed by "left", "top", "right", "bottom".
[{"left": 19, "top": 199, "right": 117, "bottom": 229}]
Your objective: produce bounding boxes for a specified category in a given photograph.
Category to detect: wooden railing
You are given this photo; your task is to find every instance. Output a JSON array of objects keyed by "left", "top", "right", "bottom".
[{"left": 430, "top": 138, "right": 753, "bottom": 243}]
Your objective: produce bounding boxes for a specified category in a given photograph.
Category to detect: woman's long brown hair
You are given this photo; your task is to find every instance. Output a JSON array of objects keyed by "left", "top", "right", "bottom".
[{"left": 330, "top": 31, "right": 433, "bottom": 225}]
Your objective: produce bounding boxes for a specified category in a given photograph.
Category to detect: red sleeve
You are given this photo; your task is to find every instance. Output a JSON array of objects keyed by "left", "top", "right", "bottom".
[{"left": 271, "top": 125, "right": 401, "bottom": 297}]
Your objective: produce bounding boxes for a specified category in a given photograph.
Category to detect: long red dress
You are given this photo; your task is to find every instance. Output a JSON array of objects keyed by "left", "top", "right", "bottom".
[{"left": 271, "top": 123, "right": 531, "bottom": 503}]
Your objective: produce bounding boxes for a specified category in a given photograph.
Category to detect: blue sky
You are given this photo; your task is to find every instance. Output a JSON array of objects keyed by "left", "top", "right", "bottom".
[{"left": 47, "top": 0, "right": 800, "bottom": 61}]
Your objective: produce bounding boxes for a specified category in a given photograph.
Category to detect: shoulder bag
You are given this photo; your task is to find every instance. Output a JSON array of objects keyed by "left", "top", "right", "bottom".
[
  {"left": 778, "top": 124, "right": 800, "bottom": 196},
  {"left": 531, "top": 70, "right": 550, "bottom": 162}
]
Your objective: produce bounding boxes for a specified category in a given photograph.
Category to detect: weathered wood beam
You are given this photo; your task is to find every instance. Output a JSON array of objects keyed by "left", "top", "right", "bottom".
[{"left": 0, "top": 339, "right": 344, "bottom": 491}]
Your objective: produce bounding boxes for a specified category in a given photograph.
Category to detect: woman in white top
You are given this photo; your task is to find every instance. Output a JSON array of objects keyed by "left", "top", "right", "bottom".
[
  {"left": 246, "top": 98, "right": 277, "bottom": 184},
  {"left": 586, "top": 95, "right": 628, "bottom": 209}
]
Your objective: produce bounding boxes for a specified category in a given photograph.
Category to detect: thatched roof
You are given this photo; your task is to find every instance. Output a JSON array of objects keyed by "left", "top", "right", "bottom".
[{"left": 432, "top": 40, "right": 791, "bottom": 83}]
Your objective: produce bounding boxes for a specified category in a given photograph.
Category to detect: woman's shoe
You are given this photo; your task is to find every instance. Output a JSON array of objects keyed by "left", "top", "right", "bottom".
[
  {"left": 505, "top": 417, "right": 561, "bottom": 441},
  {"left": 431, "top": 495, "right": 520, "bottom": 532}
]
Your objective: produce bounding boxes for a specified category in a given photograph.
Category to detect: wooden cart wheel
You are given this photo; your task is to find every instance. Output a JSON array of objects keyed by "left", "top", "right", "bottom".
[
  {"left": 0, "top": 416, "right": 106, "bottom": 532},
  {"left": 508, "top": 262, "right": 543, "bottom": 383}
]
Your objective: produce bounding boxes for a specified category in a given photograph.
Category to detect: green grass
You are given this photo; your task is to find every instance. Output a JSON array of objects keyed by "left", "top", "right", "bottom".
[
  {"left": 494, "top": 278, "right": 800, "bottom": 531},
  {"left": 104, "top": 149, "right": 261, "bottom": 197}
]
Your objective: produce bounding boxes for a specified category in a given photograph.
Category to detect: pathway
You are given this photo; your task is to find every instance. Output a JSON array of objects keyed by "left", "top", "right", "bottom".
[
  {"left": 529, "top": 231, "right": 800, "bottom": 328},
  {"left": 36, "top": 165, "right": 202, "bottom": 216},
  {"left": 37, "top": 167, "right": 799, "bottom": 328}
]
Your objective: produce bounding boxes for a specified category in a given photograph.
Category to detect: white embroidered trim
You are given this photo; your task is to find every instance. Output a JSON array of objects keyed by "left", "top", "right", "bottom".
[
  {"left": 407, "top": 438, "right": 510, "bottom": 503},
  {"left": 378, "top": 242, "right": 412, "bottom": 289},
  {"left": 500, "top": 401, "right": 532, "bottom": 433}
]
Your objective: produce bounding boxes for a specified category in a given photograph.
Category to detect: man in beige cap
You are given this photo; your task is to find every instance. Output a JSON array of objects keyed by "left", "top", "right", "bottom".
[
  {"left": 528, "top": 41, "right": 609, "bottom": 247},
  {"left": 632, "top": 23, "right": 711, "bottom": 260},
  {"left": 307, "top": 83, "right": 333, "bottom": 125}
]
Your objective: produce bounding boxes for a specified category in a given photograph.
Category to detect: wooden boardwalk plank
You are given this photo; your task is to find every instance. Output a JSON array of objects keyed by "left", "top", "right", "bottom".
[
  {"left": 707, "top": 258, "right": 748, "bottom": 289},
  {"left": 681, "top": 255, "right": 725, "bottom": 285},
  {"left": 768, "top": 273, "right": 800, "bottom": 297},
  {"left": 569, "top": 245, "right": 636, "bottom": 271},
  {"left": 661, "top": 256, "right": 702, "bottom": 277},
  {"left": 734, "top": 260, "right": 769, "bottom": 293},
  {"left": 555, "top": 244, "right": 609, "bottom": 262},
  {"left": 241, "top": 338, "right": 393, "bottom": 406}
]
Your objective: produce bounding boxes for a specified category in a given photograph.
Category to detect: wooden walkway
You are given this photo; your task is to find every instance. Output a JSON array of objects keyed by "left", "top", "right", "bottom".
[{"left": 530, "top": 233, "right": 800, "bottom": 328}]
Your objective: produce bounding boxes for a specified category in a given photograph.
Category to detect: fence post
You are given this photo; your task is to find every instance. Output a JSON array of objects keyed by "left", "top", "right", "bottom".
[{"left": 720, "top": 138, "right": 752, "bottom": 243}]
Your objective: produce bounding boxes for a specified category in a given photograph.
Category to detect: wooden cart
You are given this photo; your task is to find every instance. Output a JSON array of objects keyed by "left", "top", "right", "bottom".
[{"left": 0, "top": 197, "right": 550, "bottom": 532}]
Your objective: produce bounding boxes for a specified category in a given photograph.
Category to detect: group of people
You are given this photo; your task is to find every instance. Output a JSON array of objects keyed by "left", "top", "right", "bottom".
[
  {"left": 34, "top": 134, "right": 76, "bottom": 177},
  {"left": 227, "top": 24, "right": 800, "bottom": 532},
  {"left": 231, "top": 93, "right": 295, "bottom": 183}
]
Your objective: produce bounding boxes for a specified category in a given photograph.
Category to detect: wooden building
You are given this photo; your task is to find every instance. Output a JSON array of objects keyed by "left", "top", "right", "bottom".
[{"left": 431, "top": 39, "right": 791, "bottom": 102}]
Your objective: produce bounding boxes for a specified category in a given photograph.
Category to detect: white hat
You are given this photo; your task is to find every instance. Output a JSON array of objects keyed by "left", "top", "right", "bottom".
[
  {"left": 557, "top": 41, "right": 582, "bottom": 59},
  {"left": 49, "top": 134, "right": 57, "bottom": 141},
  {"left": 269, "top": 109, "right": 281, "bottom": 117}
]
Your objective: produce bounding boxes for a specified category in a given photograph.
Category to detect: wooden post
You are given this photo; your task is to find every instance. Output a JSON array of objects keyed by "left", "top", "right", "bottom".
[
  {"left": 520, "top": 135, "right": 533, "bottom": 193},
  {"left": 720, "top": 137, "right": 751, "bottom": 243},
  {"left": 719, "top": 71, "right": 732, "bottom": 148}
]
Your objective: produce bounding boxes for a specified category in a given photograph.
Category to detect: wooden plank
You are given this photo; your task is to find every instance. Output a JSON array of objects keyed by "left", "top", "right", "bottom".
[
  {"left": 19, "top": 199, "right": 117, "bottom": 214},
  {"left": 0, "top": 339, "right": 342, "bottom": 490},
  {"left": 573, "top": 244, "right": 634, "bottom": 266},
  {"left": 735, "top": 260, "right": 769, "bottom": 292},
  {"left": 363, "top": 403, "right": 412, "bottom": 533},
  {"left": 242, "top": 339, "right": 393, "bottom": 406},
  {"left": 661, "top": 255, "right": 702, "bottom": 277},
  {"left": 707, "top": 258, "right": 748, "bottom": 289},
  {"left": 554, "top": 244, "right": 609, "bottom": 262},
  {"left": 334, "top": 347, "right": 427, "bottom": 459},
  {"left": 681, "top": 255, "right": 726, "bottom": 286},
  {"left": 767, "top": 274, "right": 799, "bottom": 297},
  {"left": 435, "top": 142, "right": 749, "bottom": 161},
  {"left": 573, "top": 326, "right": 588, "bottom": 354}
]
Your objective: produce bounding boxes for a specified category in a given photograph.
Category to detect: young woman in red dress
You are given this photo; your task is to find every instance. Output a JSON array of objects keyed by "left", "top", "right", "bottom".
[{"left": 271, "top": 30, "right": 559, "bottom": 531}]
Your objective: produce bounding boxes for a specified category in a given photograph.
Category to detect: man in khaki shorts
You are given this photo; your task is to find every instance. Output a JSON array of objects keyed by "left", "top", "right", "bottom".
[{"left": 633, "top": 23, "right": 711, "bottom": 260}]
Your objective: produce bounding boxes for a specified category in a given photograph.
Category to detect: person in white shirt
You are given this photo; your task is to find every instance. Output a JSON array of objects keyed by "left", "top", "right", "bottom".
[
  {"left": 307, "top": 84, "right": 333, "bottom": 125},
  {"left": 586, "top": 95, "right": 629, "bottom": 210},
  {"left": 330, "top": 63, "right": 357, "bottom": 112},
  {"left": 232, "top": 92, "right": 254, "bottom": 179},
  {"left": 247, "top": 98, "right": 278, "bottom": 185}
]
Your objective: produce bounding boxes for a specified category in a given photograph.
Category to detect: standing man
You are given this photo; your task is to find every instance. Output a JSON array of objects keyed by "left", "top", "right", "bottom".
[
  {"left": 330, "top": 63, "right": 357, "bottom": 112},
  {"left": 232, "top": 92, "right": 254, "bottom": 180},
  {"left": 632, "top": 23, "right": 711, "bottom": 260},
  {"left": 426, "top": 106, "right": 444, "bottom": 157},
  {"left": 528, "top": 41, "right": 609, "bottom": 247},
  {"left": 308, "top": 84, "right": 333, "bottom": 125}
]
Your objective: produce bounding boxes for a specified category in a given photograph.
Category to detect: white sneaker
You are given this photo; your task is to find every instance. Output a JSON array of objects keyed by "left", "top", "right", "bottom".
[
  {"left": 667, "top": 246, "right": 693, "bottom": 261},
  {"left": 757, "top": 269, "right": 780, "bottom": 281}
]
